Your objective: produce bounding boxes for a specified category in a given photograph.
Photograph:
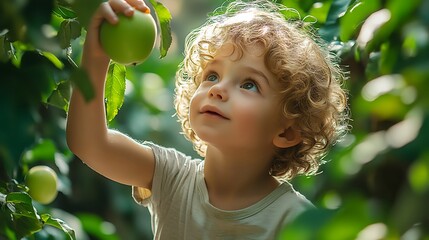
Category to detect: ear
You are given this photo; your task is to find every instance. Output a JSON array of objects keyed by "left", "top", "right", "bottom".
[{"left": 273, "top": 126, "right": 302, "bottom": 148}]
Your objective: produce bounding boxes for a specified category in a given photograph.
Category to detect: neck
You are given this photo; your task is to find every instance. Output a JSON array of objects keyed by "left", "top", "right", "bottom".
[{"left": 203, "top": 145, "right": 279, "bottom": 210}]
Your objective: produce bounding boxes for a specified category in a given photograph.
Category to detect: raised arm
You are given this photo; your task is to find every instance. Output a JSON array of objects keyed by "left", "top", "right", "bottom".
[{"left": 66, "top": 0, "right": 155, "bottom": 189}]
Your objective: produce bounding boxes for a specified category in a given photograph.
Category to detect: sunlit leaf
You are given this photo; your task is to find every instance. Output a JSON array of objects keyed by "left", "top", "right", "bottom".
[
  {"left": 149, "top": 0, "right": 172, "bottom": 58},
  {"left": 279, "top": 1, "right": 305, "bottom": 20},
  {"left": 6, "top": 192, "right": 33, "bottom": 205},
  {"left": 53, "top": 5, "right": 77, "bottom": 19},
  {"left": 308, "top": 2, "right": 332, "bottom": 25},
  {"left": 6, "top": 192, "right": 43, "bottom": 238},
  {"left": 339, "top": 0, "right": 381, "bottom": 41},
  {"left": 41, "top": 214, "right": 76, "bottom": 240},
  {"left": 105, "top": 62, "right": 126, "bottom": 122},
  {"left": 41, "top": 51, "right": 64, "bottom": 69},
  {"left": 280, "top": 0, "right": 301, "bottom": 12},
  {"left": 47, "top": 81, "right": 71, "bottom": 112},
  {"left": 366, "top": 0, "right": 421, "bottom": 52},
  {"left": 22, "top": 139, "right": 57, "bottom": 164}
]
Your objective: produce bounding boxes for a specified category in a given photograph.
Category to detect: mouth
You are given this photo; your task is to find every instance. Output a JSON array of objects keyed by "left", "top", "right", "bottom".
[{"left": 200, "top": 106, "right": 229, "bottom": 120}]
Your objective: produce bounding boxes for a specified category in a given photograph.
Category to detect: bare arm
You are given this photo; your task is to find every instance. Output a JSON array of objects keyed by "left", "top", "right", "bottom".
[{"left": 66, "top": 0, "right": 154, "bottom": 189}]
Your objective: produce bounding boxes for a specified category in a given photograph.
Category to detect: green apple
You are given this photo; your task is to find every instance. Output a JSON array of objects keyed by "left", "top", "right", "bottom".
[
  {"left": 25, "top": 165, "right": 58, "bottom": 204},
  {"left": 100, "top": 10, "right": 157, "bottom": 66}
]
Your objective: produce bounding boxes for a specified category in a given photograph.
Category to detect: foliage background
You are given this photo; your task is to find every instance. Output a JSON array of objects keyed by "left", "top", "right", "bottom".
[{"left": 1, "top": 0, "right": 429, "bottom": 239}]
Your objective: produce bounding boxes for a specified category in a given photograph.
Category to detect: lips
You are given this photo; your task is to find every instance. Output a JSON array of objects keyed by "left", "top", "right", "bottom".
[{"left": 200, "top": 105, "right": 229, "bottom": 119}]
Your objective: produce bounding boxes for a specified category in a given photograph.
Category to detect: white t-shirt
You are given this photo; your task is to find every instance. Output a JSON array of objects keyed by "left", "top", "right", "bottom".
[{"left": 133, "top": 142, "right": 313, "bottom": 240}]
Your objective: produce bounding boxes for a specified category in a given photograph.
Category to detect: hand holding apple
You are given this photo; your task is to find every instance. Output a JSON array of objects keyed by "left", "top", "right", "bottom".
[{"left": 100, "top": 9, "right": 157, "bottom": 66}]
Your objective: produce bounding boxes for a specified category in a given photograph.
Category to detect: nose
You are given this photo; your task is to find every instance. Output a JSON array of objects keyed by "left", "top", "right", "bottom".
[{"left": 208, "top": 83, "right": 228, "bottom": 101}]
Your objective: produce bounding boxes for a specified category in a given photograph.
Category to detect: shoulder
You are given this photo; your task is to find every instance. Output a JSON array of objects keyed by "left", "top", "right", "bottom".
[
  {"left": 133, "top": 142, "right": 203, "bottom": 205},
  {"left": 277, "top": 181, "right": 315, "bottom": 224}
]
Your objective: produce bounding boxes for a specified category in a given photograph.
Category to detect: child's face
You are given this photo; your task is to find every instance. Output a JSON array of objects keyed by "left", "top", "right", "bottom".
[{"left": 189, "top": 43, "right": 288, "bottom": 152}]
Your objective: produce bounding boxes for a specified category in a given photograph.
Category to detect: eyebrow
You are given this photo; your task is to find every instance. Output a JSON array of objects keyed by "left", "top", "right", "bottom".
[
  {"left": 206, "top": 60, "right": 271, "bottom": 87},
  {"left": 243, "top": 66, "right": 271, "bottom": 87}
]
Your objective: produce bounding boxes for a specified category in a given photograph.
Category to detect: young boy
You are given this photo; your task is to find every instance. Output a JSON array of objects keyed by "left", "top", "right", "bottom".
[{"left": 66, "top": 0, "right": 349, "bottom": 239}]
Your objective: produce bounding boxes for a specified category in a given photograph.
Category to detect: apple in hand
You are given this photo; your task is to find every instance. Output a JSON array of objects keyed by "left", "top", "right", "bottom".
[
  {"left": 100, "top": 9, "right": 157, "bottom": 66},
  {"left": 25, "top": 166, "right": 58, "bottom": 204}
]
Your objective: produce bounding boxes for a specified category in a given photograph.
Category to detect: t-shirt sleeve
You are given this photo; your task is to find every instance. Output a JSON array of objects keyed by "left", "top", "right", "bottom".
[
  {"left": 132, "top": 141, "right": 199, "bottom": 208},
  {"left": 280, "top": 187, "right": 316, "bottom": 227}
]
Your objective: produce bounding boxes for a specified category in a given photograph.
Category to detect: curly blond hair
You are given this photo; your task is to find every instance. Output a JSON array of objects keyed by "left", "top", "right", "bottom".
[{"left": 174, "top": 0, "right": 349, "bottom": 180}]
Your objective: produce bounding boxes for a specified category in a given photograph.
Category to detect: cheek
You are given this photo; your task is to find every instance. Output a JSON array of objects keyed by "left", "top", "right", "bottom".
[
  {"left": 232, "top": 102, "right": 278, "bottom": 135},
  {"left": 189, "top": 89, "right": 203, "bottom": 126},
  {"left": 188, "top": 95, "right": 198, "bottom": 125},
  {"left": 234, "top": 106, "right": 259, "bottom": 124}
]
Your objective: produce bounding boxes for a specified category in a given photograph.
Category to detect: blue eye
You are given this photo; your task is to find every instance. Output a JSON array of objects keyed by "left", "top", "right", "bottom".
[
  {"left": 241, "top": 80, "right": 259, "bottom": 92},
  {"left": 206, "top": 73, "right": 219, "bottom": 82}
]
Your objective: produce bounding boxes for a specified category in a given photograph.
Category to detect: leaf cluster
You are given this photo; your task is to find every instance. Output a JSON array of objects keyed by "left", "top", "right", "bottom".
[{"left": 0, "top": 0, "right": 173, "bottom": 238}]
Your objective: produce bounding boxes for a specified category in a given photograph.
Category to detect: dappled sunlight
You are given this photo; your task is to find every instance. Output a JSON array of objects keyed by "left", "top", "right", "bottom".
[
  {"left": 140, "top": 73, "right": 173, "bottom": 111},
  {"left": 321, "top": 191, "right": 342, "bottom": 210},
  {"left": 356, "top": 223, "right": 388, "bottom": 240},
  {"left": 386, "top": 108, "right": 423, "bottom": 148},
  {"left": 361, "top": 74, "right": 404, "bottom": 102},
  {"left": 357, "top": 9, "right": 391, "bottom": 47},
  {"left": 352, "top": 131, "right": 388, "bottom": 165}
]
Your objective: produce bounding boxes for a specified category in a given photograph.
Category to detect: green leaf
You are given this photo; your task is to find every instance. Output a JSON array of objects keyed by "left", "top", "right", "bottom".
[
  {"left": 70, "top": 68, "right": 95, "bottom": 102},
  {"left": 20, "top": 51, "right": 58, "bottom": 103},
  {"left": 149, "top": 0, "right": 172, "bottom": 58},
  {"left": 22, "top": 139, "right": 57, "bottom": 164},
  {"left": 308, "top": 2, "right": 332, "bottom": 25},
  {"left": 280, "top": 0, "right": 306, "bottom": 19},
  {"left": 366, "top": 0, "right": 421, "bottom": 52},
  {"left": 72, "top": 0, "right": 103, "bottom": 29},
  {"left": 76, "top": 213, "right": 119, "bottom": 240},
  {"left": 339, "top": 0, "right": 381, "bottom": 41},
  {"left": 47, "top": 81, "right": 71, "bottom": 112},
  {"left": 6, "top": 192, "right": 33, "bottom": 205},
  {"left": 105, "top": 63, "right": 126, "bottom": 122},
  {"left": 41, "top": 51, "right": 64, "bottom": 69},
  {"left": 57, "top": 19, "right": 82, "bottom": 49},
  {"left": 2, "top": 192, "right": 76, "bottom": 239},
  {"left": 0, "top": 30, "right": 13, "bottom": 62},
  {"left": 41, "top": 214, "right": 76, "bottom": 240},
  {"left": 53, "top": 5, "right": 77, "bottom": 19},
  {"left": 6, "top": 192, "right": 43, "bottom": 238},
  {"left": 319, "top": 0, "right": 352, "bottom": 41}
]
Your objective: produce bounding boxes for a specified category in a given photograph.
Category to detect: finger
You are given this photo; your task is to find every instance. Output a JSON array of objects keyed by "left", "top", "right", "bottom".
[
  {"left": 109, "top": 0, "right": 135, "bottom": 17},
  {"left": 97, "top": 2, "right": 119, "bottom": 24},
  {"left": 125, "top": 0, "right": 150, "bottom": 13}
]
